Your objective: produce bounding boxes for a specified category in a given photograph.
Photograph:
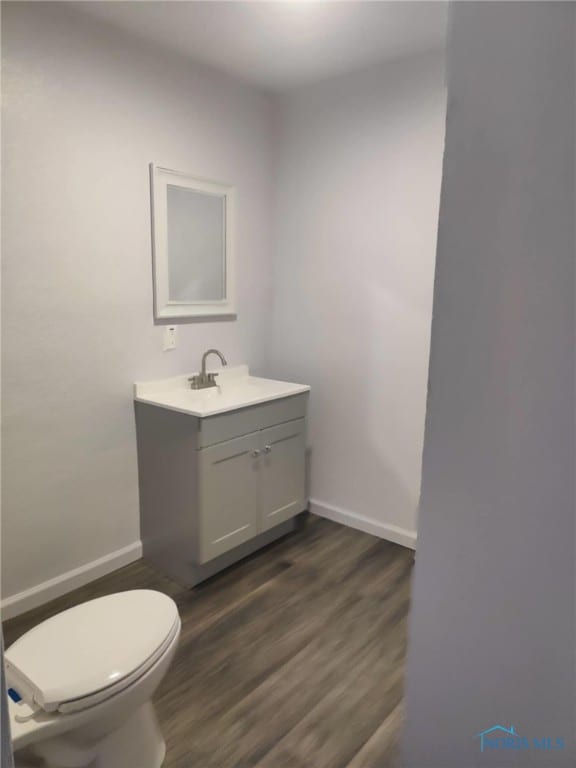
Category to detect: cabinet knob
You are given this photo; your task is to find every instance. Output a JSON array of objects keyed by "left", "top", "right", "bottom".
[
  {"left": 251, "top": 449, "right": 261, "bottom": 458},
  {"left": 264, "top": 445, "right": 272, "bottom": 453}
]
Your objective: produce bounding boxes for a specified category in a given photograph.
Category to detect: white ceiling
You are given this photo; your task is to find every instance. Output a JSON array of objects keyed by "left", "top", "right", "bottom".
[{"left": 76, "top": 1, "right": 448, "bottom": 93}]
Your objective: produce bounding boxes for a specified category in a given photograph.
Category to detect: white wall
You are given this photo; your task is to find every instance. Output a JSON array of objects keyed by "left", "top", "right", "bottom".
[
  {"left": 265, "top": 54, "right": 446, "bottom": 545},
  {"left": 404, "top": 4, "right": 575, "bottom": 765},
  {"left": 2, "top": 4, "right": 447, "bottom": 614},
  {"left": 1, "top": 3, "right": 275, "bottom": 609}
]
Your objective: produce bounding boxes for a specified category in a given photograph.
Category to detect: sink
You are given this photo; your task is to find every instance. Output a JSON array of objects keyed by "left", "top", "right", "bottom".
[{"left": 134, "top": 365, "right": 310, "bottom": 418}]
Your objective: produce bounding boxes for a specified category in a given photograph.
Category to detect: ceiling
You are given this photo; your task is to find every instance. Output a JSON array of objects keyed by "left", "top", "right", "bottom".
[{"left": 76, "top": 1, "right": 448, "bottom": 93}]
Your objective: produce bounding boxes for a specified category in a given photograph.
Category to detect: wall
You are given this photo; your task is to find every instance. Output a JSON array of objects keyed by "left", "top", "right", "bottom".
[
  {"left": 265, "top": 54, "right": 446, "bottom": 545},
  {"left": 1, "top": 3, "right": 275, "bottom": 613},
  {"left": 403, "top": 3, "right": 575, "bottom": 766}
]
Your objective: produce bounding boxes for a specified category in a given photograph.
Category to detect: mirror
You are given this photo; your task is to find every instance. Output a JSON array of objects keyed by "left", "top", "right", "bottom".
[{"left": 150, "top": 164, "right": 236, "bottom": 320}]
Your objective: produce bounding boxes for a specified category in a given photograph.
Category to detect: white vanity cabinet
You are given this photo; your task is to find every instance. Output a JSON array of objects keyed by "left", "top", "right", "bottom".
[{"left": 134, "top": 392, "right": 308, "bottom": 587}]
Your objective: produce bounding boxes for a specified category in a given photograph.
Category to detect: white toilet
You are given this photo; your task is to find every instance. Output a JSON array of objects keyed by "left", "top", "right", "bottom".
[{"left": 5, "top": 589, "right": 181, "bottom": 768}]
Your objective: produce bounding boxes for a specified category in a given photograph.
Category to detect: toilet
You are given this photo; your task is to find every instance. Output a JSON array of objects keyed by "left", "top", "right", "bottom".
[{"left": 5, "top": 589, "right": 181, "bottom": 768}]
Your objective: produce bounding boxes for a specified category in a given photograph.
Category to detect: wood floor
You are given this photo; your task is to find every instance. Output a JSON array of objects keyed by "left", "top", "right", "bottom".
[{"left": 3, "top": 516, "right": 413, "bottom": 768}]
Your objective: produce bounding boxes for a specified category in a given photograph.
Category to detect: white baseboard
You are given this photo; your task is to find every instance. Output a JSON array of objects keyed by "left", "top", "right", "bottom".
[
  {"left": 309, "top": 499, "right": 417, "bottom": 550},
  {"left": 1, "top": 541, "right": 143, "bottom": 621}
]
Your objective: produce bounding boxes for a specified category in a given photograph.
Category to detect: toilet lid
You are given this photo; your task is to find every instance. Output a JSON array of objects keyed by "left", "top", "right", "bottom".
[{"left": 5, "top": 590, "right": 179, "bottom": 713}]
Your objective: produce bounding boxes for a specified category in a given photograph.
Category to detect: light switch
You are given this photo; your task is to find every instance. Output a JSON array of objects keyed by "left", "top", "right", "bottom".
[{"left": 163, "top": 325, "right": 178, "bottom": 351}]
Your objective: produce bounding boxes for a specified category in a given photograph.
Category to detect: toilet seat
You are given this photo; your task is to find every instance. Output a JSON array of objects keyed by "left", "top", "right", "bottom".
[
  {"left": 6, "top": 590, "right": 179, "bottom": 715},
  {"left": 58, "top": 617, "right": 180, "bottom": 714}
]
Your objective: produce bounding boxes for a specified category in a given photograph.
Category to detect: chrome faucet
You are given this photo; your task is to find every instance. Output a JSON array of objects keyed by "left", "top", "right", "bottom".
[{"left": 188, "top": 349, "right": 228, "bottom": 390}]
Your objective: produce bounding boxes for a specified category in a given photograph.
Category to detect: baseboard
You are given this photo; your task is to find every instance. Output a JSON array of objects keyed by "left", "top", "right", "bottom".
[
  {"left": 309, "top": 499, "right": 417, "bottom": 550},
  {"left": 1, "top": 541, "right": 143, "bottom": 621}
]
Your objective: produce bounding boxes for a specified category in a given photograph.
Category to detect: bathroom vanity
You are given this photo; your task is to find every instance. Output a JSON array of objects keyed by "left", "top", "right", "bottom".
[{"left": 134, "top": 365, "right": 310, "bottom": 586}]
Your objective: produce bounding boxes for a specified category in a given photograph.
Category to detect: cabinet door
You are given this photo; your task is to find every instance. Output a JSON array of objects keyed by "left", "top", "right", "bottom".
[
  {"left": 259, "top": 419, "right": 307, "bottom": 532},
  {"left": 198, "top": 432, "right": 260, "bottom": 563}
]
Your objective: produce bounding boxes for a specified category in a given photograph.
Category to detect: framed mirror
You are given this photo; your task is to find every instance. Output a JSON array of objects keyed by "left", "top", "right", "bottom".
[{"left": 150, "top": 164, "right": 236, "bottom": 320}]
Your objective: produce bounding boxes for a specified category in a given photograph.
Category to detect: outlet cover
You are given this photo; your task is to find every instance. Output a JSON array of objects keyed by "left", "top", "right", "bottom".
[{"left": 163, "top": 325, "right": 178, "bottom": 351}]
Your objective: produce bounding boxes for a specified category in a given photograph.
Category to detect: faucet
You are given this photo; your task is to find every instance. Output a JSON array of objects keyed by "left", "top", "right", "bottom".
[{"left": 188, "top": 349, "right": 228, "bottom": 390}]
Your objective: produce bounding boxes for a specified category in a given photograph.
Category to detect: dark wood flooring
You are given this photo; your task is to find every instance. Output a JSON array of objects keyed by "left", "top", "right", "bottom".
[{"left": 3, "top": 516, "right": 413, "bottom": 768}]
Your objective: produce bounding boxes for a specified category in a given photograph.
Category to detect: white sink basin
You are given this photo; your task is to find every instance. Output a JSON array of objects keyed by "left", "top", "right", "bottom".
[{"left": 134, "top": 365, "right": 310, "bottom": 418}]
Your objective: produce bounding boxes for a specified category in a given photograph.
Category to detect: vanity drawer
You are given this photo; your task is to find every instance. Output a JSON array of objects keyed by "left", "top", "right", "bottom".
[{"left": 197, "top": 392, "right": 308, "bottom": 448}]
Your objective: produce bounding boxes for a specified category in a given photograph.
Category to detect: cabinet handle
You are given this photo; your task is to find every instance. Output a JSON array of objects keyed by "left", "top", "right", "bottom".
[
  {"left": 264, "top": 445, "right": 272, "bottom": 453},
  {"left": 251, "top": 449, "right": 261, "bottom": 458}
]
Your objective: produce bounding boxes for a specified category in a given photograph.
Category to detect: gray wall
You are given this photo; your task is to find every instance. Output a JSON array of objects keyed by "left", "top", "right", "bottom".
[
  {"left": 266, "top": 53, "right": 446, "bottom": 545},
  {"left": 1, "top": 2, "right": 448, "bottom": 613},
  {"left": 1, "top": 3, "right": 275, "bottom": 605},
  {"left": 403, "top": 3, "right": 575, "bottom": 766}
]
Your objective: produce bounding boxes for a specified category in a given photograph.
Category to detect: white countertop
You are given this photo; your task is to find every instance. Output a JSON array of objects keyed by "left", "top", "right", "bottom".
[{"left": 134, "top": 365, "right": 310, "bottom": 418}]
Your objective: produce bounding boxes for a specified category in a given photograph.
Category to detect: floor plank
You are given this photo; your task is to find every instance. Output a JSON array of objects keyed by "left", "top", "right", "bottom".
[
  {"left": 345, "top": 704, "right": 405, "bottom": 768},
  {"left": 2, "top": 516, "right": 413, "bottom": 768}
]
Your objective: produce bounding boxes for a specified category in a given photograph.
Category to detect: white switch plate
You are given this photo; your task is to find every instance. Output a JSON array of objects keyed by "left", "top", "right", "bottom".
[{"left": 163, "top": 325, "right": 178, "bottom": 351}]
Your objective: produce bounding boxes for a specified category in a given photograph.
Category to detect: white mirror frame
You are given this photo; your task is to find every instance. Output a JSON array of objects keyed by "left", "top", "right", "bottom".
[{"left": 150, "top": 164, "right": 236, "bottom": 321}]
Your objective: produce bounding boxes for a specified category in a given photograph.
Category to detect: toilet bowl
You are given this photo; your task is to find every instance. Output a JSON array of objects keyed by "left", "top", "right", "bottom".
[{"left": 5, "top": 589, "right": 181, "bottom": 768}]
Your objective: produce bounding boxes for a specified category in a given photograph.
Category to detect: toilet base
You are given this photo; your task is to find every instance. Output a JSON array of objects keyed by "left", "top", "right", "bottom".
[{"left": 15, "top": 703, "right": 166, "bottom": 768}]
